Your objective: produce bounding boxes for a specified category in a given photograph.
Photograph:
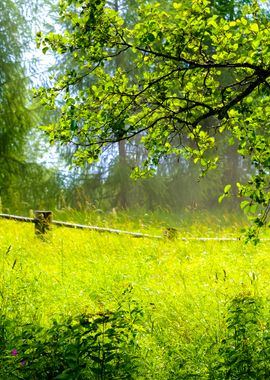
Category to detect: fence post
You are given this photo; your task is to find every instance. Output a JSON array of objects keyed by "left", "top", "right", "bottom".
[
  {"left": 163, "top": 227, "right": 178, "bottom": 240},
  {"left": 34, "top": 211, "right": 52, "bottom": 235}
]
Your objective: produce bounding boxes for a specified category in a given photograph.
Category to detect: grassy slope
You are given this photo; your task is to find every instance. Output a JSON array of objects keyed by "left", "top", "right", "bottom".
[{"left": 1, "top": 216, "right": 270, "bottom": 375}]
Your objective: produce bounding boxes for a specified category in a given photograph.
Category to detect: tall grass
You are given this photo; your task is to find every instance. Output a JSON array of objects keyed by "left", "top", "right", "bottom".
[
  {"left": 1, "top": 216, "right": 270, "bottom": 378},
  {"left": 52, "top": 207, "right": 247, "bottom": 235}
]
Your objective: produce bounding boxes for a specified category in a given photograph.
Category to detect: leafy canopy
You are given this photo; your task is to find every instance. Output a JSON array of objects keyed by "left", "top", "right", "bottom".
[{"left": 35, "top": 0, "right": 270, "bottom": 236}]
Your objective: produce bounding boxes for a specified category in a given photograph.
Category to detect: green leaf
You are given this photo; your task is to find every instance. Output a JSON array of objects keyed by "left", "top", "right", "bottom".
[
  {"left": 146, "top": 33, "right": 155, "bottom": 42},
  {"left": 250, "top": 23, "right": 259, "bottom": 33},
  {"left": 224, "top": 184, "right": 231, "bottom": 194},
  {"left": 173, "top": 2, "right": 182, "bottom": 10},
  {"left": 70, "top": 120, "right": 77, "bottom": 131},
  {"left": 42, "top": 47, "right": 49, "bottom": 54},
  {"left": 240, "top": 200, "right": 250, "bottom": 209},
  {"left": 54, "top": 372, "right": 73, "bottom": 380},
  {"left": 218, "top": 194, "right": 225, "bottom": 203}
]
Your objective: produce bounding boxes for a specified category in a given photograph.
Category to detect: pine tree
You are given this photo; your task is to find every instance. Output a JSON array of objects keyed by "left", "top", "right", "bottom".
[{"left": 0, "top": 0, "right": 35, "bottom": 208}]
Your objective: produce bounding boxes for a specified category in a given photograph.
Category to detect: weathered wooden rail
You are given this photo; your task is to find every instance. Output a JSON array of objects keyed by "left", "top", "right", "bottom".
[
  {"left": 0, "top": 212, "right": 162, "bottom": 239},
  {"left": 0, "top": 211, "right": 248, "bottom": 241}
]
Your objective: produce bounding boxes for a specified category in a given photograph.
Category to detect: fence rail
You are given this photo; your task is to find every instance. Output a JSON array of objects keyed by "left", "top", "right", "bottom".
[
  {"left": 0, "top": 213, "right": 161, "bottom": 239},
  {"left": 0, "top": 212, "right": 267, "bottom": 242}
]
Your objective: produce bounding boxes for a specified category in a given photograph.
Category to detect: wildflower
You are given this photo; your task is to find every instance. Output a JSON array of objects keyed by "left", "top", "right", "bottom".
[
  {"left": 20, "top": 360, "right": 26, "bottom": 366},
  {"left": 11, "top": 349, "right": 18, "bottom": 356}
]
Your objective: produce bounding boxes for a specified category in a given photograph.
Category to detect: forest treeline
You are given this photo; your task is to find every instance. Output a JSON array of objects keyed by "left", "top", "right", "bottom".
[{"left": 0, "top": 0, "right": 266, "bottom": 216}]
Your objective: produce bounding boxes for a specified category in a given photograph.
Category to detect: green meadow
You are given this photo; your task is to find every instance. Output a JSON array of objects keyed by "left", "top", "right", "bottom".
[{"left": 1, "top": 213, "right": 270, "bottom": 379}]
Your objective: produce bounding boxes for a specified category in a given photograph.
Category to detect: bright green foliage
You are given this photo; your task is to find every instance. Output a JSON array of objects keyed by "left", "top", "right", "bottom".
[
  {"left": 1, "top": 289, "right": 143, "bottom": 379},
  {"left": 36, "top": 0, "right": 270, "bottom": 235},
  {"left": 216, "top": 294, "right": 270, "bottom": 379}
]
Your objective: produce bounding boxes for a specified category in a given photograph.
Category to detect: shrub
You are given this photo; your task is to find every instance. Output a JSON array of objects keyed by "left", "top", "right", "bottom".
[
  {"left": 0, "top": 287, "right": 144, "bottom": 379},
  {"left": 212, "top": 293, "right": 270, "bottom": 379}
]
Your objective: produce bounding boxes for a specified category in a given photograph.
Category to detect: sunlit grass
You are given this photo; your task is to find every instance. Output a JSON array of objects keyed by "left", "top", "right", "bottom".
[
  {"left": 52, "top": 206, "right": 247, "bottom": 236},
  {"left": 1, "top": 215, "right": 270, "bottom": 377},
  {"left": 1, "top": 218, "right": 269, "bottom": 321}
]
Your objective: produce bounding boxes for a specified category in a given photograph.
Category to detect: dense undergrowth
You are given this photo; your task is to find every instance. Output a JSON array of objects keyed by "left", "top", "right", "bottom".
[{"left": 1, "top": 213, "right": 270, "bottom": 379}]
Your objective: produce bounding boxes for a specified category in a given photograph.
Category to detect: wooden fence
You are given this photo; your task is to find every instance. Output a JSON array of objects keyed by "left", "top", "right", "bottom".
[
  {"left": 0, "top": 211, "right": 262, "bottom": 242},
  {"left": 0, "top": 212, "right": 161, "bottom": 239}
]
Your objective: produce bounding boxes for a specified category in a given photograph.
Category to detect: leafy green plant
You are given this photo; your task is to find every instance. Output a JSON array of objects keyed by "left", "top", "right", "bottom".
[
  {"left": 55, "top": 286, "right": 144, "bottom": 379},
  {"left": 213, "top": 293, "right": 270, "bottom": 379},
  {"left": 0, "top": 286, "right": 144, "bottom": 379}
]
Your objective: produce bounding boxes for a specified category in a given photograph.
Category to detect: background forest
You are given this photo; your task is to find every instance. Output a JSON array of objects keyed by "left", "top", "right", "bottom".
[{"left": 0, "top": 0, "right": 264, "bottom": 218}]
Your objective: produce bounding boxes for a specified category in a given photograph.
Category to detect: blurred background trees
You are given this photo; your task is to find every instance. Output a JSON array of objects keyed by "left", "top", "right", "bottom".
[
  {"left": 0, "top": 0, "right": 34, "bottom": 211},
  {"left": 0, "top": 0, "right": 262, "bottom": 217},
  {"left": 0, "top": 0, "right": 63, "bottom": 213}
]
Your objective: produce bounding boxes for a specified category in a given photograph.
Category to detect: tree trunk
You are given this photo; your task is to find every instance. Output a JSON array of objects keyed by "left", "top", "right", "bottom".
[{"left": 118, "top": 140, "right": 128, "bottom": 209}]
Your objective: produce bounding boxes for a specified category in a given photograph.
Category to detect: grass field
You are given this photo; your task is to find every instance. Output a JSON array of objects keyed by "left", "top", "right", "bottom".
[{"left": 1, "top": 213, "right": 270, "bottom": 379}]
